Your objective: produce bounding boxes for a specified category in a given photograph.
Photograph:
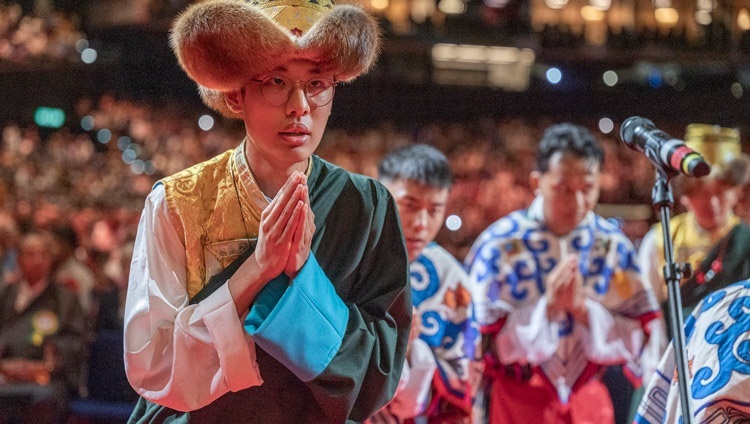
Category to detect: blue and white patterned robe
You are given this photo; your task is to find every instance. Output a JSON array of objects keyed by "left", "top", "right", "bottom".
[
  {"left": 465, "top": 196, "right": 660, "bottom": 403},
  {"left": 635, "top": 280, "right": 750, "bottom": 424},
  {"left": 387, "top": 243, "right": 479, "bottom": 420}
]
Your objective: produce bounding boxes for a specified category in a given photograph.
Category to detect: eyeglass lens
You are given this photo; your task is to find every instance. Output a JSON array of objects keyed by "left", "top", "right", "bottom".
[{"left": 259, "top": 76, "right": 335, "bottom": 107}]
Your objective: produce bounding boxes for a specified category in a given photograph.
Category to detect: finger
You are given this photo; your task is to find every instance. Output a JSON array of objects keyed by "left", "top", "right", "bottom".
[
  {"left": 268, "top": 184, "right": 304, "bottom": 232},
  {"left": 263, "top": 174, "right": 304, "bottom": 221},
  {"left": 279, "top": 200, "right": 305, "bottom": 243},
  {"left": 289, "top": 202, "right": 308, "bottom": 251}
]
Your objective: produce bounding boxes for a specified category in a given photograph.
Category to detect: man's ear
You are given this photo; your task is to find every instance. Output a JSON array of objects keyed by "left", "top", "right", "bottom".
[
  {"left": 530, "top": 170, "right": 541, "bottom": 195},
  {"left": 224, "top": 89, "right": 244, "bottom": 114},
  {"left": 679, "top": 194, "right": 691, "bottom": 210}
]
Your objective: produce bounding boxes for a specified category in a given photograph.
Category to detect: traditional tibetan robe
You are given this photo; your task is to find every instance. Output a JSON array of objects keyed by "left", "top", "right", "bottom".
[
  {"left": 636, "top": 212, "right": 750, "bottom": 385},
  {"left": 384, "top": 243, "right": 479, "bottom": 422},
  {"left": 640, "top": 212, "right": 750, "bottom": 312},
  {"left": 125, "top": 144, "right": 411, "bottom": 423},
  {"left": 634, "top": 280, "right": 750, "bottom": 423},
  {"left": 464, "top": 196, "right": 660, "bottom": 424}
]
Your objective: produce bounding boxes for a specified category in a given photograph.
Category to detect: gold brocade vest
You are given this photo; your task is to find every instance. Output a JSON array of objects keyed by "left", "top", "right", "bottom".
[
  {"left": 159, "top": 147, "right": 266, "bottom": 300},
  {"left": 653, "top": 212, "right": 740, "bottom": 297}
]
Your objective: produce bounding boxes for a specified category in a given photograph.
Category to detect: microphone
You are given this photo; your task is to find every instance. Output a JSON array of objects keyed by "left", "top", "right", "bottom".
[{"left": 620, "top": 117, "right": 711, "bottom": 178}]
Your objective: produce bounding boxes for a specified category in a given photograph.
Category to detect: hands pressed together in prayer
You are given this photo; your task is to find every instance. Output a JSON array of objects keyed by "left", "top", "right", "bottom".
[
  {"left": 546, "top": 254, "right": 588, "bottom": 324},
  {"left": 230, "top": 171, "right": 316, "bottom": 315},
  {"left": 254, "top": 171, "right": 316, "bottom": 281}
]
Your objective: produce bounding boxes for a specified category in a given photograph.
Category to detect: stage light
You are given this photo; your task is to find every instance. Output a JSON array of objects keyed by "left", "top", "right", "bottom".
[
  {"left": 581, "top": 6, "right": 605, "bottom": 21},
  {"left": 117, "top": 136, "right": 132, "bottom": 150},
  {"left": 144, "top": 160, "right": 156, "bottom": 175},
  {"left": 732, "top": 82, "right": 743, "bottom": 99},
  {"left": 81, "top": 48, "right": 97, "bottom": 64},
  {"left": 198, "top": 115, "right": 214, "bottom": 131},
  {"left": 603, "top": 70, "right": 618, "bottom": 86},
  {"left": 598, "top": 117, "right": 614, "bottom": 134},
  {"left": 738, "top": 9, "right": 750, "bottom": 31},
  {"left": 122, "top": 149, "right": 136, "bottom": 164},
  {"left": 446, "top": 214, "right": 462, "bottom": 231},
  {"left": 647, "top": 69, "right": 662, "bottom": 88},
  {"left": 81, "top": 115, "right": 95, "bottom": 131},
  {"left": 654, "top": 7, "right": 679, "bottom": 25},
  {"left": 75, "top": 39, "right": 89, "bottom": 53},
  {"left": 97, "top": 129, "right": 112, "bottom": 144},
  {"left": 695, "top": 10, "right": 711, "bottom": 25},
  {"left": 33, "top": 107, "right": 65, "bottom": 128},
  {"left": 131, "top": 160, "right": 145, "bottom": 174},
  {"left": 438, "top": 0, "right": 465, "bottom": 14},
  {"left": 546, "top": 67, "right": 562, "bottom": 84}
]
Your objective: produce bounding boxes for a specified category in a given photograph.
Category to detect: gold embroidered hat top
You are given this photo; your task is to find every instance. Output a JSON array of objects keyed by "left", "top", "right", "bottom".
[
  {"left": 684, "top": 124, "right": 741, "bottom": 170},
  {"left": 171, "top": 0, "right": 381, "bottom": 118}
]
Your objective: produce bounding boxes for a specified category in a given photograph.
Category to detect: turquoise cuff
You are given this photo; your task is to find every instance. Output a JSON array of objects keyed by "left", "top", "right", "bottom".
[{"left": 244, "top": 253, "right": 349, "bottom": 382}]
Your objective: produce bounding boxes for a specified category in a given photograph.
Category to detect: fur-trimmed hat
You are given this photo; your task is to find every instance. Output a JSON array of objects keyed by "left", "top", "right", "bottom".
[
  {"left": 673, "top": 124, "right": 750, "bottom": 195},
  {"left": 170, "top": 0, "right": 381, "bottom": 118}
]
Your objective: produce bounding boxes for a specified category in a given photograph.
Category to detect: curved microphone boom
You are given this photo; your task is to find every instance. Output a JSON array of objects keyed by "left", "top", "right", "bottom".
[{"left": 620, "top": 116, "right": 711, "bottom": 177}]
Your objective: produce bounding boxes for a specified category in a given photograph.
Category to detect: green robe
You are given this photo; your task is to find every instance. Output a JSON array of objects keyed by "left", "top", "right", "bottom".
[{"left": 129, "top": 155, "right": 411, "bottom": 424}]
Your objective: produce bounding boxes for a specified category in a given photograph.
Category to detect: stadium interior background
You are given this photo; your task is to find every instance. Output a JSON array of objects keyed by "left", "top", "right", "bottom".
[{"left": 3, "top": 0, "right": 750, "bottom": 258}]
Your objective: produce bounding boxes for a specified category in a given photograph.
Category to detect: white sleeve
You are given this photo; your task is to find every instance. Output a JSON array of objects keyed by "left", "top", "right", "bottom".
[
  {"left": 496, "top": 296, "right": 560, "bottom": 365},
  {"left": 123, "top": 185, "right": 263, "bottom": 412},
  {"left": 577, "top": 298, "right": 646, "bottom": 364},
  {"left": 638, "top": 229, "right": 665, "bottom": 303},
  {"left": 636, "top": 228, "right": 669, "bottom": 383},
  {"left": 386, "top": 338, "right": 436, "bottom": 419}
]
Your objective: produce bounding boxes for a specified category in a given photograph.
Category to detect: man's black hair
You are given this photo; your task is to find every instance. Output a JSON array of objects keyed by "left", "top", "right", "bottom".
[
  {"left": 535, "top": 123, "right": 605, "bottom": 173},
  {"left": 378, "top": 144, "right": 452, "bottom": 189}
]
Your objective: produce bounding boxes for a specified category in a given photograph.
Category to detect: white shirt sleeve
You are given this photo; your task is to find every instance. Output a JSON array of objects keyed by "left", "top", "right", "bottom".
[
  {"left": 496, "top": 296, "right": 560, "bottom": 365},
  {"left": 636, "top": 228, "right": 669, "bottom": 383},
  {"left": 577, "top": 298, "right": 646, "bottom": 364},
  {"left": 123, "top": 185, "right": 263, "bottom": 412}
]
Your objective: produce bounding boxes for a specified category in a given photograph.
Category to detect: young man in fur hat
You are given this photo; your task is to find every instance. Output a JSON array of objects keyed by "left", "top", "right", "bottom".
[{"left": 122, "top": 1, "right": 411, "bottom": 423}]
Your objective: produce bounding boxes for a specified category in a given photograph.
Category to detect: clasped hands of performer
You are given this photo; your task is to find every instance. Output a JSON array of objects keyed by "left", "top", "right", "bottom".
[
  {"left": 229, "top": 171, "right": 316, "bottom": 315},
  {"left": 546, "top": 254, "right": 589, "bottom": 325}
]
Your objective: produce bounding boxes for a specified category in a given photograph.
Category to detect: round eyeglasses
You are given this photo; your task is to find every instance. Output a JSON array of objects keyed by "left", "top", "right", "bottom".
[{"left": 251, "top": 75, "right": 336, "bottom": 107}]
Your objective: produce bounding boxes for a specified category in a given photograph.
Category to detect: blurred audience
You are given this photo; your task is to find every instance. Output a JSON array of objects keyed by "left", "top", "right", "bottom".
[
  {"left": 0, "top": 231, "right": 86, "bottom": 424},
  {"left": 0, "top": 95, "right": 664, "bottom": 265},
  {"left": 0, "top": 2, "right": 85, "bottom": 65}
]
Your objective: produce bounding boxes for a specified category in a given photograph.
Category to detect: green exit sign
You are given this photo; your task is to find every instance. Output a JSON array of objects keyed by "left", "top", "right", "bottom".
[{"left": 34, "top": 107, "right": 66, "bottom": 128}]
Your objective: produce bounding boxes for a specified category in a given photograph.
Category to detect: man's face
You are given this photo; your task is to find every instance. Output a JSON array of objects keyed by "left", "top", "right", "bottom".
[
  {"left": 18, "top": 235, "right": 52, "bottom": 286},
  {"left": 531, "top": 152, "right": 601, "bottom": 236},
  {"left": 681, "top": 179, "right": 740, "bottom": 232},
  {"left": 227, "top": 59, "right": 333, "bottom": 170},
  {"left": 384, "top": 179, "right": 449, "bottom": 262}
]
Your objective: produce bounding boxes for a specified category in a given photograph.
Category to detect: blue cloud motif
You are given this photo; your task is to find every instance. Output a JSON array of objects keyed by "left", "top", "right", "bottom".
[
  {"left": 510, "top": 260, "right": 535, "bottom": 300},
  {"left": 489, "top": 215, "right": 519, "bottom": 239},
  {"left": 685, "top": 313, "right": 697, "bottom": 343},
  {"left": 474, "top": 246, "right": 501, "bottom": 287},
  {"left": 410, "top": 255, "right": 440, "bottom": 308},
  {"left": 522, "top": 230, "right": 549, "bottom": 253},
  {"left": 700, "top": 290, "right": 727, "bottom": 314},
  {"left": 571, "top": 228, "right": 594, "bottom": 251},
  {"left": 420, "top": 310, "right": 463, "bottom": 350},
  {"left": 691, "top": 295, "right": 750, "bottom": 400}
]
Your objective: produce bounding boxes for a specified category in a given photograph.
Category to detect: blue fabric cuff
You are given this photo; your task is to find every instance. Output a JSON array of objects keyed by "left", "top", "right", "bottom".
[{"left": 243, "top": 253, "right": 349, "bottom": 382}]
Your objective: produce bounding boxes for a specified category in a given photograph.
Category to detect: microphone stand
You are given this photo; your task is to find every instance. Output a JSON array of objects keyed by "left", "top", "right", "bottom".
[{"left": 652, "top": 170, "right": 694, "bottom": 424}]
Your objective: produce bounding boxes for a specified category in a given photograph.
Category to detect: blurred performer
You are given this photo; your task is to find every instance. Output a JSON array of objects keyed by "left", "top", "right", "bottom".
[
  {"left": 636, "top": 124, "right": 750, "bottom": 386},
  {"left": 465, "top": 123, "right": 660, "bottom": 424},
  {"left": 123, "top": 1, "right": 411, "bottom": 422},
  {"left": 372, "top": 144, "right": 480, "bottom": 423},
  {"left": 0, "top": 232, "right": 86, "bottom": 424},
  {"left": 634, "top": 279, "right": 750, "bottom": 423}
]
